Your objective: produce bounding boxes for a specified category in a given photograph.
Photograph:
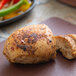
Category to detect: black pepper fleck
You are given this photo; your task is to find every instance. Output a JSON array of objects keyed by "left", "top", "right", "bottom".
[
  {"left": 30, "top": 33, "right": 37, "bottom": 38},
  {"left": 17, "top": 45, "right": 27, "bottom": 51},
  {"left": 49, "top": 40, "right": 52, "bottom": 43}
]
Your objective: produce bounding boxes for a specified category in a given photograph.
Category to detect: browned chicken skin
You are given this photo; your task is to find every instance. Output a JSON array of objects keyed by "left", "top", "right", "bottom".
[{"left": 3, "top": 24, "right": 56, "bottom": 64}]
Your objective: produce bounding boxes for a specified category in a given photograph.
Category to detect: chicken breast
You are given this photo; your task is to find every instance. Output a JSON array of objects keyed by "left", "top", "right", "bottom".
[
  {"left": 54, "top": 34, "right": 76, "bottom": 59},
  {"left": 3, "top": 24, "right": 56, "bottom": 64}
]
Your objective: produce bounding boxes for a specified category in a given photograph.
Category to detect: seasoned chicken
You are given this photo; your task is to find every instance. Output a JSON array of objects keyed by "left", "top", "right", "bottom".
[
  {"left": 54, "top": 34, "right": 76, "bottom": 59},
  {"left": 3, "top": 24, "right": 56, "bottom": 64}
]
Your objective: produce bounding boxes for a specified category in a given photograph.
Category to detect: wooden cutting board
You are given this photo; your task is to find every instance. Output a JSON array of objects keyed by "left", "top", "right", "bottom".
[{"left": 0, "top": 17, "right": 76, "bottom": 76}]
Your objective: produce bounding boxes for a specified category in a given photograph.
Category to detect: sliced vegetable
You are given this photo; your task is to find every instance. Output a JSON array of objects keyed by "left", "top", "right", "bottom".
[
  {"left": 24, "top": 0, "right": 29, "bottom": 4},
  {"left": 19, "top": 3, "right": 31, "bottom": 12},
  {"left": 0, "top": 0, "right": 24, "bottom": 17},
  {"left": 0, "top": 0, "right": 11, "bottom": 9},
  {"left": 4, "top": 12, "right": 19, "bottom": 20},
  {"left": 13, "top": 0, "right": 20, "bottom": 4},
  {"left": 4, "top": 3, "right": 31, "bottom": 19}
]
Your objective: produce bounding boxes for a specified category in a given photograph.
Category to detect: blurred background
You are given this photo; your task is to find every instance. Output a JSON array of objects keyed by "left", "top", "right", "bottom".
[{"left": 0, "top": 0, "right": 76, "bottom": 42}]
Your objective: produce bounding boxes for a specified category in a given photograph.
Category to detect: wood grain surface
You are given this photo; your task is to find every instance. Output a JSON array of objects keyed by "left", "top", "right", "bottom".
[
  {"left": 0, "top": 17, "right": 76, "bottom": 76},
  {"left": 59, "top": 0, "right": 76, "bottom": 7}
]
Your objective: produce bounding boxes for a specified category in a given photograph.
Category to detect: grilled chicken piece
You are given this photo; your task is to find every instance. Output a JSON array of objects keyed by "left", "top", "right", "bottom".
[
  {"left": 3, "top": 24, "right": 56, "bottom": 64},
  {"left": 54, "top": 34, "right": 76, "bottom": 59}
]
